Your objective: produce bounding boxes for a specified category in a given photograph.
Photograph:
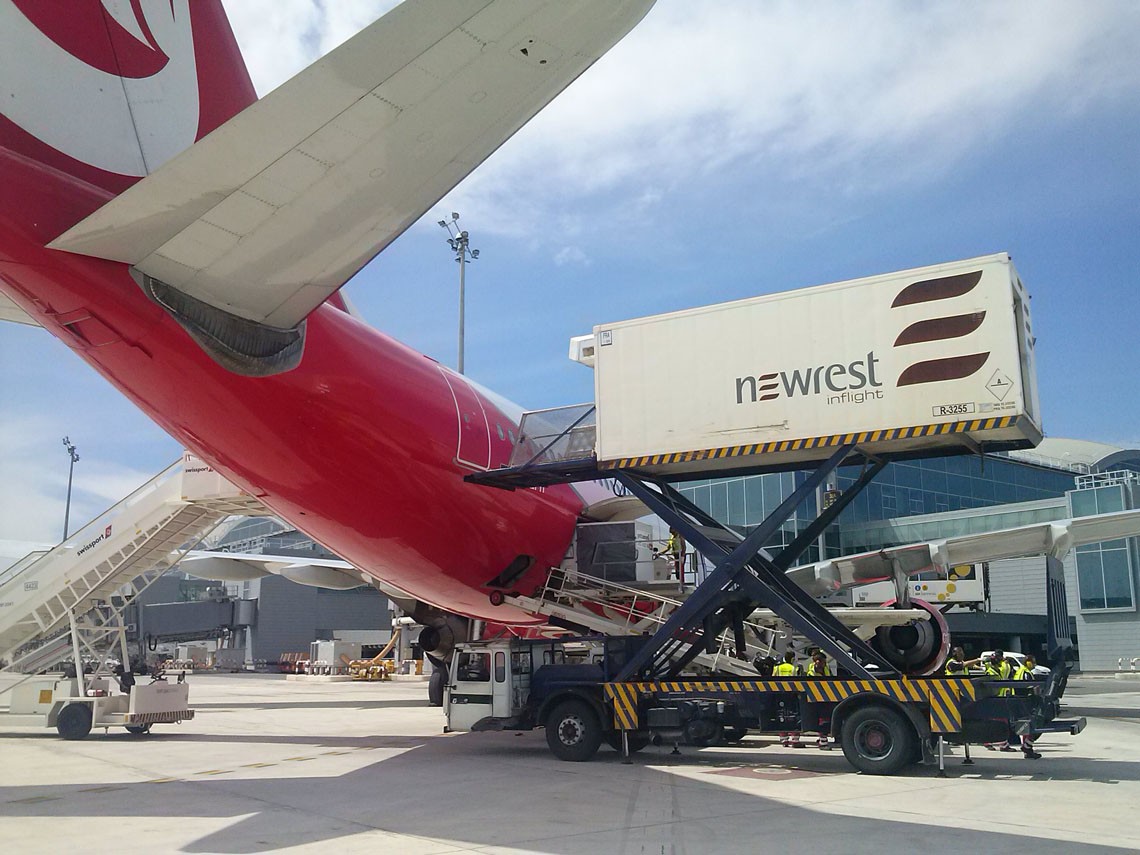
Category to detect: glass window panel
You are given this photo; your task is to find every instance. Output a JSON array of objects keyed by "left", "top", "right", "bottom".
[
  {"left": 762, "top": 475, "right": 782, "bottom": 518},
  {"left": 711, "top": 484, "right": 729, "bottom": 523},
  {"left": 1096, "top": 485, "right": 1126, "bottom": 513},
  {"left": 1070, "top": 490, "right": 1097, "bottom": 517},
  {"left": 744, "top": 478, "right": 764, "bottom": 524},
  {"left": 694, "top": 485, "right": 712, "bottom": 514},
  {"left": 728, "top": 480, "right": 746, "bottom": 526},
  {"left": 1076, "top": 552, "right": 1106, "bottom": 610},
  {"left": 1102, "top": 548, "right": 1135, "bottom": 609}
]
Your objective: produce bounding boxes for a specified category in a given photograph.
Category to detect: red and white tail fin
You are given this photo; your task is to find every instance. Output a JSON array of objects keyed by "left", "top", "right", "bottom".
[{"left": 0, "top": 0, "right": 255, "bottom": 195}]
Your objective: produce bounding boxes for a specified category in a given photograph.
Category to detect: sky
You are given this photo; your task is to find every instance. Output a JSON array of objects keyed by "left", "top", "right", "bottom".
[{"left": 2, "top": 0, "right": 1139, "bottom": 544}]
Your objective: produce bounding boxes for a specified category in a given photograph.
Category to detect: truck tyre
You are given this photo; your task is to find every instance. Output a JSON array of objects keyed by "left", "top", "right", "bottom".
[
  {"left": 428, "top": 664, "right": 447, "bottom": 708},
  {"left": 604, "top": 731, "right": 651, "bottom": 753},
  {"left": 57, "top": 703, "right": 93, "bottom": 741},
  {"left": 722, "top": 726, "right": 748, "bottom": 744},
  {"left": 840, "top": 704, "right": 917, "bottom": 775},
  {"left": 546, "top": 699, "right": 603, "bottom": 762},
  {"left": 125, "top": 723, "right": 152, "bottom": 735}
]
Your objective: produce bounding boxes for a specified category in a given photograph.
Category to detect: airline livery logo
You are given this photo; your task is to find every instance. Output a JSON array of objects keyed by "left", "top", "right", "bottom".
[
  {"left": 735, "top": 270, "right": 989, "bottom": 407},
  {"left": 890, "top": 270, "right": 989, "bottom": 387},
  {"left": 3, "top": 0, "right": 199, "bottom": 176},
  {"left": 76, "top": 524, "right": 113, "bottom": 557}
]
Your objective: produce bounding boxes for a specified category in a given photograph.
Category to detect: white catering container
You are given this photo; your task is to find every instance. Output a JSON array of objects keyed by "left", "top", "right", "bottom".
[{"left": 573, "top": 253, "right": 1042, "bottom": 474}]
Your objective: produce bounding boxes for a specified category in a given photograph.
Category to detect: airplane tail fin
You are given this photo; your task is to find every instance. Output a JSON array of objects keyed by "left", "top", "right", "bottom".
[{"left": 0, "top": 0, "right": 256, "bottom": 195}]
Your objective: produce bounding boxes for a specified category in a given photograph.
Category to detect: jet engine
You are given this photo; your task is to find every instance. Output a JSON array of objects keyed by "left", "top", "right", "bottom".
[{"left": 870, "top": 599, "right": 950, "bottom": 676}]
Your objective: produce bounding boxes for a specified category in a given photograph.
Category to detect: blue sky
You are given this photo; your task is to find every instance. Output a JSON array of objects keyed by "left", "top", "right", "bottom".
[{"left": 2, "top": 0, "right": 1139, "bottom": 543}]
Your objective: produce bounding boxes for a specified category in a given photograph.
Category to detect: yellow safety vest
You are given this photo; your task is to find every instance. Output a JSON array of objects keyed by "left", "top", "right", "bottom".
[
  {"left": 807, "top": 662, "right": 829, "bottom": 677},
  {"left": 944, "top": 658, "right": 966, "bottom": 676},
  {"left": 773, "top": 662, "right": 799, "bottom": 677},
  {"left": 988, "top": 659, "right": 1013, "bottom": 695}
]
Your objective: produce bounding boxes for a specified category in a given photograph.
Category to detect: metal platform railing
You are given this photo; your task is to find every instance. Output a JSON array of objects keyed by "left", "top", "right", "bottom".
[{"left": 507, "top": 569, "right": 782, "bottom": 676}]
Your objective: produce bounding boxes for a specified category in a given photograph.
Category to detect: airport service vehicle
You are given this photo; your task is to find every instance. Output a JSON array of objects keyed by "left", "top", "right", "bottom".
[
  {"left": 450, "top": 265, "right": 1092, "bottom": 774},
  {"left": 445, "top": 634, "right": 1083, "bottom": 774},
  {"left": 4, "top": 671, "right": 192, "bottom": 740}
]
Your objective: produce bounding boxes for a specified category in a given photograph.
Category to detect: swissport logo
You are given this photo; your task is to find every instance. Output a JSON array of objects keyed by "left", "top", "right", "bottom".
[
  {"left": 734, "top": 269, "right": 989, "bottom": 406},
  {"left": 76, "top": 524, "right": 113, "bottom": 558}
]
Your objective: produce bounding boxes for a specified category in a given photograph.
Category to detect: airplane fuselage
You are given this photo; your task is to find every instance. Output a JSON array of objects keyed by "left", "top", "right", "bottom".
[{"left": 0, "top": 146, "right": 584, "bottom": 622}]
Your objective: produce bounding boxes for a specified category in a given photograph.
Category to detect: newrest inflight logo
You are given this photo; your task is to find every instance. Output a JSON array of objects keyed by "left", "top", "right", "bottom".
[{"left": 735, "top": 270, "right": 989, "bottom": 408}]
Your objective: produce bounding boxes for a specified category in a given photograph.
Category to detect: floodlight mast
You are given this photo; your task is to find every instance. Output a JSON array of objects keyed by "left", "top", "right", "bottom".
[
  {"left": 61, "top": 436, "right": 79, "bottom": 541},
  {"left": 437, "top": 213, "right": 479, "bottom": 375}
]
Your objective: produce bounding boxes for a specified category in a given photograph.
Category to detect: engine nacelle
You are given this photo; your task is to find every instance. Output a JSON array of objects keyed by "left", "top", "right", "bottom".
[{"left": 870, "top": 599, "right": 950, "bottom": 676}]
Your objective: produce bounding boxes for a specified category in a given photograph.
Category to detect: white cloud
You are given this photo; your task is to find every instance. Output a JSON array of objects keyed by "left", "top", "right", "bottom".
[
  {"left": 0, "top": 414, "right": 167, "bottom": 543},
  {"left": 221, "top": 1, "right": 397, "bottom": 95},
  {"left": 553, "top": 246, "right": 589, "bottom": 267},
  {"left": 219, "top": 1, "right": 1140, "bottom": 250},
  {"left": 435, "top": 1, "right": 1140, "bottom": 236}
]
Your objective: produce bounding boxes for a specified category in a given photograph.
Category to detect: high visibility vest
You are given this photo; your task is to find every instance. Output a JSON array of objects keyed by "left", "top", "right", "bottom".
[
  {"left": 1014, "top": 664, "right": 1034, "bottom": 680},
  {"left": 988, "top": 659, "right": 1013, "bottom": 695},
  {"left": 774, "top": 662, "right": 799, "bottom": 677},
  {"left": 944, "top": 658, "right": 966, "bottom": 676},
  {"left": 807, "top": 661, "right": 829, "bottom": 677}
]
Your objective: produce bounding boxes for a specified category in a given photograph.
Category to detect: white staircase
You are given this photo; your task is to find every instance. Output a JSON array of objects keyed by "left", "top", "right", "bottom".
[{"left": 0, "top": 453, "right": 267, "bottom": 670}]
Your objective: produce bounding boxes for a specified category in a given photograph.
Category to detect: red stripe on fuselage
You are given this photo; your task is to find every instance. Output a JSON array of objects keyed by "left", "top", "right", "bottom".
[{"left": 0, "top": 152, "right": 583, "bottom": 623}]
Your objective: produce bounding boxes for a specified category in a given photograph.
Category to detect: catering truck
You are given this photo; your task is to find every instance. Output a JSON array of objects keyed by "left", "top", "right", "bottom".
[
  {"left": 460, "top": 253, "right": 1087, "bottom": 775},
  {"left": 569, "top": 253, "right": 1041, "bottom": 475}
]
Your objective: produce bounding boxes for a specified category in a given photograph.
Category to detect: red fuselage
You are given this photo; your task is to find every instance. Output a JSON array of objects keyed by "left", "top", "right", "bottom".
[{"left": 0, "top": 5, "right": 586, "bottom": 622}]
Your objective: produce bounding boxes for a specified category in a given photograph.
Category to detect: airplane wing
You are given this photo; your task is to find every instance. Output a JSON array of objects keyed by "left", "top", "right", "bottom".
[
  {"left": 0, "top": 291, "right": 39, "bottom": 326},
  {"left": 48, "top": 0, "right": 656, "bottom": 328},
  {"left": 788, "top": 507, "right": 1140, "bottom": 595},
  {"left": 178, "top": 550, "right": 414, "bottom": 603}
]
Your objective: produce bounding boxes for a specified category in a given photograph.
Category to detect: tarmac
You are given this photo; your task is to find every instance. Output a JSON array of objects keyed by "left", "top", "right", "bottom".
[{"left": 1, "top": 672, "right": 1137, "bottom": 854}]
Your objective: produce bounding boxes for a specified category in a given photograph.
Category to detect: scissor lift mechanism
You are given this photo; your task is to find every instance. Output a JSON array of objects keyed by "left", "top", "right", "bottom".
[{"left": 465, "top": 429, "right": 1083, "bottom": 773}]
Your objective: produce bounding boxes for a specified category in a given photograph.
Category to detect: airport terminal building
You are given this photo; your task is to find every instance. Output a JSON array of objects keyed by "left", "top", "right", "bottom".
[{"left": 677, "top": 438, "right": 1140, "bottom": 671}]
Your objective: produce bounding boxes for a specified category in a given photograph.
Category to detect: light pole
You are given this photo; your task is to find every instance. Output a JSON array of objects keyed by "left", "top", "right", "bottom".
[
  {"left": 437, "top": 212, "right": 479, "bottom": 375},
  {"left": 62, "top": 436, "right": 79, "bottom": 541}
]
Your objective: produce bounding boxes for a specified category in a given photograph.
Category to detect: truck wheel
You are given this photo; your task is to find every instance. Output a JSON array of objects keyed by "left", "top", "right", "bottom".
[
  {"left": 428, "top": 664, "right": 447, "bottom": 708},
  {"left": 722, "top": 726, "right": 748, "bottom": 744},
  {"left": 125, "top": 723, "right": 152, "bottom": 735},
  {"left": 604, "top": 731, "right": 651, "bottom": 753},
  {"left": 57, "top": 703, "right": 93, "bottom": 741},
  {"left": 546, "top": 699, "right": 603, "bottom": 762},
  {"left": 839, "top": 704, "right": 916, "bottom": 775}
]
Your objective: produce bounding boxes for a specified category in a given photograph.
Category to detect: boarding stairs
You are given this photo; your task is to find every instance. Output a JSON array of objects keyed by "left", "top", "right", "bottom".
[
  {"left": 0, "top": 453, "right": 267, "bottom": 673},
  {"left": 504, "top": 569, "right": 783, "bottom": 677}
]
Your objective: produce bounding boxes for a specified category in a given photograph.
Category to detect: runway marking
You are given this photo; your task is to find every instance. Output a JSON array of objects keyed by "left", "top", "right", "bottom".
[
  {"left": 240, "top": 762, "right": 277, "bottom": 768},
  {"left": 146, "top": 778, "right": 180, "bottom": 784},
  {"left": 9, "top": 795, "right": 62, "bottom": 804},
  {"left": 283, "top": 756, "right": 316, "bottom": 762},
  {"left": 321, "top": 750, "right": 351, "bottom": 755},
  {"left": 79, "top": 785, "right": 128, "bottom": 793},
  {"left": 195, "top": 769, "right": 232, "bottom": 776}
]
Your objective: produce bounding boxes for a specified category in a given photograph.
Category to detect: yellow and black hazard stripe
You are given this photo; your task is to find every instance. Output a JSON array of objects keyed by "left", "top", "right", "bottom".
[
  {"left": 600, "top": 416, "right": 1018, "bottom": 470},
  {"left": 603, "top": 677, "right": 980, "bottom": 734},
  {"left": 604, "top": 683, "right": 641, "bottom": 730}
]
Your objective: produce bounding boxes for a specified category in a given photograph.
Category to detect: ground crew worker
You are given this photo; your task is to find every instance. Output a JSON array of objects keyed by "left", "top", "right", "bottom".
[
  {"left": 774, "top": 651, "right": 801, "bottom": 677},
  {"left": 943, "top": 646, "right": 981, "bottom": 676},
  {"left": 983, "top": 650, "right": 1017, "bottom": 751},
  {"left": 655, "top": 528, "right": 685, "bottom": 580},
  {"left": 774, "top": 651, "right": 802, "bottom": 747},
  {"left": 806, "top": 652, "right": 832, "bottom": 749},
  {"left": 1014, "top": 655, "right": 1043, "bottom": 759},
  {"left": 806, "top": 652, "right": 830, "bottom": 677}
]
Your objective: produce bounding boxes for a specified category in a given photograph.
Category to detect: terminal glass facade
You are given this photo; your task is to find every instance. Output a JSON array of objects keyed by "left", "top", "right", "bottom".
[
  {"left": 676, "top": 454, "right": 1077, "bottom": 564},
  {"left": 1069, "top": 482, "right": 1137, "bottom": 612}
]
